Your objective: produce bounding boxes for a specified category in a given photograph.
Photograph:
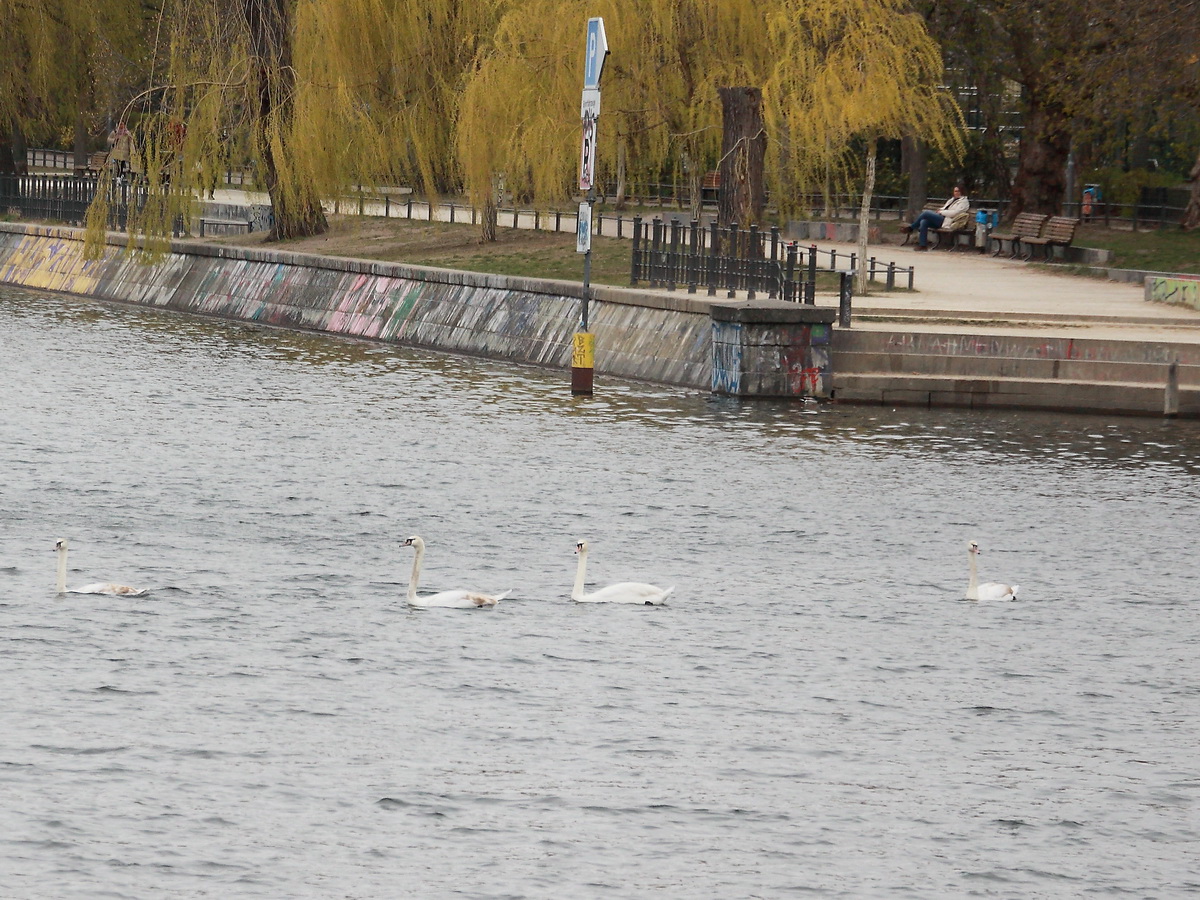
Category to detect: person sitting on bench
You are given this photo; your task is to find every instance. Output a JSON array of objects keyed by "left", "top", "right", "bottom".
[{"left": 903, "top": 185, "right": 970, "bottom": 250}]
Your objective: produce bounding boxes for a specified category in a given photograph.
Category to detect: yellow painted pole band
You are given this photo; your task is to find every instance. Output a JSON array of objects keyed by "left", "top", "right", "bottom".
[{"left": 572, "top": 332, "right": 595, "bottom": 369}]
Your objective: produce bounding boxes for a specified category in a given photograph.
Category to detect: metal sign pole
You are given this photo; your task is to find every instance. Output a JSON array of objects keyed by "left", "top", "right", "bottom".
[{"left": 572, "top": 17, "right": 607, "bottom": 396}]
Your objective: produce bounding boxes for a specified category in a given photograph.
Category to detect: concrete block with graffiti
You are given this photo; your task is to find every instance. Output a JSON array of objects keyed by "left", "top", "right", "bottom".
[{"left": 1145, "top": 274, "right": 1200, "bottom": 311}]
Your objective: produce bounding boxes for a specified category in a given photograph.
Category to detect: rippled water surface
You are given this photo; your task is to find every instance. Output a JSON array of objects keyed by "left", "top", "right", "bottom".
[{"left": 2, "top": 285, "right": 1199, "bottom": 898}]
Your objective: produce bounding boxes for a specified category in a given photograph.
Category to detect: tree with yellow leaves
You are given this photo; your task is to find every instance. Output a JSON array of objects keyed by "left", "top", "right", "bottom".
[
  {"left": 0, "top": 0, "right": 155, "bottom": 175},
  {"left": 457, "top": 0, "right": 962, "bottom": 273},
  {"left": 87, "top": 0, "right": 502, "bottom": 245}
]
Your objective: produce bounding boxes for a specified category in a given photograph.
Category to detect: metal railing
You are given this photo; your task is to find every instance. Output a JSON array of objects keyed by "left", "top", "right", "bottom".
[
  {"left": 629, "top": 215, "right": 913, "bottom": 300},
  {"left": 25, "top": 148, "right": 256, "bottom": 187},
  {"left": 1, "top": 172, "right": 152, "bottom": 233}
]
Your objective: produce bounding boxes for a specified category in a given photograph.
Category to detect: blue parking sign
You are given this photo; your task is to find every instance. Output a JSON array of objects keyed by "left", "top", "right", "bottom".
[{"left": 583, "top": 18, "right": 608, "bottom": 91}]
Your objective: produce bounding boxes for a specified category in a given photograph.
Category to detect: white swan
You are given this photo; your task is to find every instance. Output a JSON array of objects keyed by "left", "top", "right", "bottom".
[
  {"left": 401, "top": 536, "right": 510, "bottom": 609},
  {"left": 55, "top": 539, "right": 146, "bottom": 596},
  {"left": 964, "top": 540, "right": 1018, "bottom": 601},
  {"left": 572, "top": 540, "right": 674, "bottom": 605}
]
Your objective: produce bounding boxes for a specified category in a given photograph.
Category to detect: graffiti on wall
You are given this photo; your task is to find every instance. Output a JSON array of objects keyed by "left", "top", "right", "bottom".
[
  {"left": 882, "top": 331, "right": 1182, "bottom": 364},
  {"left": 711, "top": 321, "right": 743, "bottom": 395},
  {"left": 1147, "top": 275, "right": 1200, "bottom": 311}
]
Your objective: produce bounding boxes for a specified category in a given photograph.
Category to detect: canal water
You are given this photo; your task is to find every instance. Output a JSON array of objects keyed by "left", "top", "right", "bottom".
[{"left": 1, "top": 284, "right": 1197, "bottom": 898}]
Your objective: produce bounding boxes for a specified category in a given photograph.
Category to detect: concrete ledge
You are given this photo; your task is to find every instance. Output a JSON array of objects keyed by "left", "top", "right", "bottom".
[
  {"left": 834, "top": 373, "right": 1199, "bottom": 416},
  {"left": 710, "top": 300, "right": 838, "bottom": 325},
  {"left": 1145, "top": 273, "right": 1200, "bottom": 311}
]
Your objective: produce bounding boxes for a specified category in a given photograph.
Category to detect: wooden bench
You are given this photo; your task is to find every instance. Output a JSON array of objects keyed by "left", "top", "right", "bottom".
[
  {"left": 1018, "top": 215, "right": 1081, "bottom": 260},
  {"left": 701, "top": 170, "right": 720, "bottom": 202},
  {"left": 85, "top": 151, "right": 109, "bottom": 175},
  {"left": 935, "top": 211, "right": 974, "bottom": 251},
  {"left": 899, "top": 204, "right": 973, "bottom": 249},
  {"left": 198, "top": 218, "right": 252, "bottom": 237},
  {"left": 988, "top": 212, "right": 1047, "bottom": 258}
]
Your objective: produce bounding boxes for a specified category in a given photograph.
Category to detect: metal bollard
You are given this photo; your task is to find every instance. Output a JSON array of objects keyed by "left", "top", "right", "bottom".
[{"left": 839, "top": 271, "right": 853, "bottom": 327}]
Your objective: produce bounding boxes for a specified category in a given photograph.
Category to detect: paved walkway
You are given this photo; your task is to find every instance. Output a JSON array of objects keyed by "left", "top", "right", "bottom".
[{"left": 825, "top": 239, "right": 1200, "bottom": 345}]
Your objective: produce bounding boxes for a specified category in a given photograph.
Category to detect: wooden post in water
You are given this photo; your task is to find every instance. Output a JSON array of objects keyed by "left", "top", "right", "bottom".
[{"left": 1164, "top": 360, "right": 1179, "bottom": 418}]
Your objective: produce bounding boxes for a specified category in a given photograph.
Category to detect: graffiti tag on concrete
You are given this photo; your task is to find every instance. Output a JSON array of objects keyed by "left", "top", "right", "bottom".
[{"left": 1147, "top": 276, "right": 1200, "bottom": 311}]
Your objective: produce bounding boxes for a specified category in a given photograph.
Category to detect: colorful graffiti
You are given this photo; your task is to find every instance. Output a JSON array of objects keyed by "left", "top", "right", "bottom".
[
  {"left": 1147, "top": 275, "right": 1200, "bottom": 311},
  {"left": 0, "top": 225, "right": 714, "bottom": 390}
]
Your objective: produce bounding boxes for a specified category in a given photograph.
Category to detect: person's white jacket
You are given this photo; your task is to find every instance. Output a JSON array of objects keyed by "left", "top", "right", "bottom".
[{"left": 939, "top": 195, "right": 970, "bottom": 219}]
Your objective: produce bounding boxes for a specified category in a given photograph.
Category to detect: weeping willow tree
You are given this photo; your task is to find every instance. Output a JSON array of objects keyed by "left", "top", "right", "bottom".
[
  {"left": 758, "top": 0, "right": 964, "bottom": 292},
  {"left": 86, "top": 0, "right": 502, "bottom": 250},
  {"left": 457, "top": 0, "right": 726, "bottom": 240},
  {"left": 0, "top": 0, "right": 153, "bottom": 175},
  {"left": 457, "top": 0, "right": 962, "bottom": 255}
]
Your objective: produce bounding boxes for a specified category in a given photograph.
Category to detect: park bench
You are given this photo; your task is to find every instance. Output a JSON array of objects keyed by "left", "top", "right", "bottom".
[
  {"left": 198, "top": 218, "right": 252, "bottom": 237},
  {"left": 1018, "top": 215, "right": 1081, "bottom": 260},
  {"left": 701, "top": 170, "right": 721, "bottom": 202},
  {"left": 899, "top": 203, "right": 973, "bottom": 249},
  {"left": 988, "top": 212, "right": 1048, "bottom": 258},
  {"left": 86, "top": 151, "right": 109, "bottom": 174}
]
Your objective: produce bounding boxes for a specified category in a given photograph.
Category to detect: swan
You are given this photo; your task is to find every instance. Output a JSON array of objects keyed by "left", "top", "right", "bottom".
[
  {"left": 964, "top": 540, "right": 1018, "bottom": 601},
  {"left": 401, "top": 536, "right": 510, "bottom": 609},
  {"left": 54, "top": 539, "right": 146, "bottom": 596},
  {"left": 572, "top": 540, "right": 674, "bottom": 605}
]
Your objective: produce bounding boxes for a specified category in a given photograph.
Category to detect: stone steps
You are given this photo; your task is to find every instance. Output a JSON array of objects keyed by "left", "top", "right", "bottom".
[
  {"left": 852, "top": 306, "right": 1200, "bottom": 330},
  {"left": 833, "top": 372, "right": 1197, "bottom": 415},
  {"left": 832, "top": 328, "right": 1199, "bottom": 416}
]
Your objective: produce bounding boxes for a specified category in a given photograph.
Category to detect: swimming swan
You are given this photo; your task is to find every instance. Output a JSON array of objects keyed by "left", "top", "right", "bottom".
[
  {"left": 401, "top": 536, "right": 510, "bottom": 608},
  {"left": 572, "top": 540, "right": 674, "bottom": 605},
  {"left": 964, "top": 540, "right": 1018, "bottom": 601},
  {"left": 54, "top": 539, "right": 146, "bottom": 596}
]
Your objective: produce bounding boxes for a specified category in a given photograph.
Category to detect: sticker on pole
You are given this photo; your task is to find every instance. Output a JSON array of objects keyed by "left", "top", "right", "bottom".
[
  {"left": 572, "top": 332, "right": 595, "bottom": 368},
  {"left": 576, "top": 202, "right": 592, "bottom": 253},
  {"left": 580, "top": 88, "right": 601, "bottom": 119},
  {"left": 578, "top": 113, "right": 596, "bottom": 192}
]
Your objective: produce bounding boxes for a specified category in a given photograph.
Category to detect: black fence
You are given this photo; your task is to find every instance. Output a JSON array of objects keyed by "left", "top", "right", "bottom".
[
  {"left": 0, "top": 173, "right": 152, "bottom": 232},
  {"left": 1062, "top": 186, "right": 1192, "bottom": 229},
  {"left": 630, "top": 216, "right": 913, "bottom": 301}
]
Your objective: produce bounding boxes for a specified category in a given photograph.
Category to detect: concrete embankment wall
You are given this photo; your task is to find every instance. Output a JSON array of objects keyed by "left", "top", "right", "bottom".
[{"left": 0, "top": 222, "right": 712, "bottom": 389}]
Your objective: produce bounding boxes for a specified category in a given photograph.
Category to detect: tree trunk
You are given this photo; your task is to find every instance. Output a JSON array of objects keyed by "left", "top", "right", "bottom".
[
  {"left": 716, "top": 86, "right": 766, "bottom": 228},
  {"left": 688, "top": 169, "right": 702, "bottom": 221},
  {"left": 614, "top": 140, "right": 627, "bottom": 210},
  {"left": 12, "top": 122, "right": 27, "bottom": 174},
  {"left": 902, "top": 134, "right": 928, "bottom": 220},
  {"left": 242, "top": 0, "right": 327, "bottom": 241},
  {"left": 73, "top": 108, "right": 88, "bottom": 176},
  {"left": 0, "top": 127, "right": 15, "bottom": 175},
  {"left": 480, "top": 190, "right": 497, "bottom": 243},
  {"left": 1008, "top": 91, "right": 1071, "bottom": 220},
  {"left": 822, "top": 138, "right": 833, "bottom": 219},
  {"left": 1184, "top": 147, "right": 1200, "bottom": 231},
  {"left": 856, "top": 141, "right": 877, "bottom": 296}
]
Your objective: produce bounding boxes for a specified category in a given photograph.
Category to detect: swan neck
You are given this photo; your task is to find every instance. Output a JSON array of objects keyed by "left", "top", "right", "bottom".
[
  {"left": 572, "top": 548, "right": 587, "bottom": 600},
  {"left": 56, "top": 545, "right": 67, "bottom": 593},
  {"left": 407, "top": 543, "right": 423, "bottom": 602},
  {"left": 965, "top": 548, "right": 980, "bottom": 599}
]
